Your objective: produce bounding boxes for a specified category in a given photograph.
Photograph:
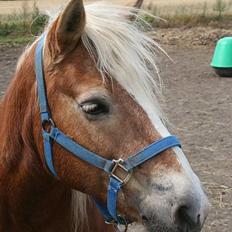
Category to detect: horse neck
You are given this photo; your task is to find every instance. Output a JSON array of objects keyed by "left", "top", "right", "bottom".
[
  {"left": 0, "top": 46, "right": 74, "bottom": 232},
  {"left": 0, "top": 46, "right": 37, "bottom": 168}
]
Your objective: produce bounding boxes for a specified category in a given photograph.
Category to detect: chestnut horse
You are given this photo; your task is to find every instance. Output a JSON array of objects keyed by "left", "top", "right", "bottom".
[{"left": 0, "top": 1, "right": 209, "bottom": 231}]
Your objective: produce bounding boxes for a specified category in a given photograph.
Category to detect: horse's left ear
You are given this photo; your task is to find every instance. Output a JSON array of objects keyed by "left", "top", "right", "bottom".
[{"left": 49, "top": 0, "right": 85, "bottom": 56}]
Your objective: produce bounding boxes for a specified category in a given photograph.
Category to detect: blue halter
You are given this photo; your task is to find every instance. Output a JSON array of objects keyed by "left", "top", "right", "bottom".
[{"left": 35, "top": 35, "right": 181, "bottom": 225}]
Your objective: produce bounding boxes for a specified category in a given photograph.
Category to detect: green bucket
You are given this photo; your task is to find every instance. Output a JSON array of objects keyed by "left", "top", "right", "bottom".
[{"left": 211, "top": 37, "right": 232, "bottom": 77}]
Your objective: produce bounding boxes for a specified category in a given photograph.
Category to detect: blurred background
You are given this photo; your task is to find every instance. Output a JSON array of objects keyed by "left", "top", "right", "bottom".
[
  {"left": 0, "top": 1, "right": 231, "bottom": 232},
  {"left": 1, "top": 0, "right": 232, "bottom": 14},
  {"left": 1, "top": 0, "right": 232, "bottom": 44}
]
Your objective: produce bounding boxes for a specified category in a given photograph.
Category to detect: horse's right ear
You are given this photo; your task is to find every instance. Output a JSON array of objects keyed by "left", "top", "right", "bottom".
[{"left": 48, "top": 0, "right": 85, "bottom": 58}]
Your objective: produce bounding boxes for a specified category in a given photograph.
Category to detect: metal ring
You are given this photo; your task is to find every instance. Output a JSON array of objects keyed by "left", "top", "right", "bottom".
[{"left": 42, "top": 118, "right": 55, "bottom": 133}]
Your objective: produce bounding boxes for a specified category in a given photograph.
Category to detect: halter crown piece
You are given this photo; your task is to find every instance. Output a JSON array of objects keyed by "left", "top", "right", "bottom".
[{"left": 35, "top": 35, "right": 181, "bottom": 225}]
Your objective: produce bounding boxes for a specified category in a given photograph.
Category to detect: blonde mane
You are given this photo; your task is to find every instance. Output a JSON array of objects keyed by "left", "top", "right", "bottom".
[{"left": 82, "top": 2, "right": 165, "bottom": 122}]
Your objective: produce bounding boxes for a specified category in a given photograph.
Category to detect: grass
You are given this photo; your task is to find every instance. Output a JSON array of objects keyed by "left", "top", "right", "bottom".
[
  {"left": 0, "top": 36, "right": 33, "bottom": 46},
  {"left": 143, "top": 0, "right": 232, "bottom": 28},
  {"left": 0, "top": 0, "right": 232, "bottom": 45},
  {"left": 0, "top": 1, "right": 48, "bottom": 46},
  {"left": 143, "top": 14, "right": 232, "bottom": 29}
]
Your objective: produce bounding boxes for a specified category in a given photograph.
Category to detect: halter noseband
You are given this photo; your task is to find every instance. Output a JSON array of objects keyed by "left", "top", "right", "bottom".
[{"left": 35, "top": 35, "right": 181, "bottom": 225}]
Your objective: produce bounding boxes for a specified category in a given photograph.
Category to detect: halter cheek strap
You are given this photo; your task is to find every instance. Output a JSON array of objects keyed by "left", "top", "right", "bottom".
[{"left": 35, "top": 35, "right": 181, "bottom": 225}]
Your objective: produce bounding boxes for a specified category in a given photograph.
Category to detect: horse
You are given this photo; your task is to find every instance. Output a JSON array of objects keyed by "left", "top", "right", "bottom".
[{"left": 0, "top": 0, "right": 209, "bottom": 231}]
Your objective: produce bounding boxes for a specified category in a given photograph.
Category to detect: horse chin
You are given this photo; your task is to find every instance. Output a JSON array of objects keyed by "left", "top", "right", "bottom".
[
  {"left": 126, "top": 221, "right": 178, "bottom": 232},
  {"left": 126, "top": 216, "right": 202, "bottom": 232},
  {"left": 131, "top": 222, "right": 185, "bottom": 232},
  {"left": 126, "top": 223, "right": 148, "bottom": 232},
  {"left": 143, "top": 220, "right": 179, "bottom": 232},
  {"left": 142, "top": 219, "right": 202, "bottom": 232}
]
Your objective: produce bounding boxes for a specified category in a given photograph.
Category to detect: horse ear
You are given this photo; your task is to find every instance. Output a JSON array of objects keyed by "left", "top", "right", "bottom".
[{"left": 51, "top": 0, "right": 85, "bottom": 55}]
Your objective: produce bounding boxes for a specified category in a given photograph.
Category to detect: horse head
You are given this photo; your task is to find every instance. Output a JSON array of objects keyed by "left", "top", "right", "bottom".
[{"left": 20, "top": 0, "right": 209, "bottom": 231}]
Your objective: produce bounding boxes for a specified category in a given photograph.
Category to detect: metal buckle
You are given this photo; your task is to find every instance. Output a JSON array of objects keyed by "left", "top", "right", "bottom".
[
  {"left": 110, "top": 159, "right": 132, "bottom": 184},
  {"left": 42, "top": 118, "right": 55, "bottom": 133}
]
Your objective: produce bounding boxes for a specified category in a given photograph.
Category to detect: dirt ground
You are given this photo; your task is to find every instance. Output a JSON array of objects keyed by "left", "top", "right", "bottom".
[
  {"left": 158, "top": 46, "right": 232, "bottom": 232},
  {"left": 0, "top": 32, "right": 231, "bottom": 231}
]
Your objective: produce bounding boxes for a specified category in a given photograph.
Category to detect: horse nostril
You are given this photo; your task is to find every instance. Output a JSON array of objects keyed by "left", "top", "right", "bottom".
[{"left": 175, "top": 205, "right": 201, "bottom": 230}]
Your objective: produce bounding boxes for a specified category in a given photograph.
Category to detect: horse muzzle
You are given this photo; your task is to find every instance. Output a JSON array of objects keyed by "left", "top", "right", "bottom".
[{"left": 137, "top": 175, "right": 209, "bottom": 232}]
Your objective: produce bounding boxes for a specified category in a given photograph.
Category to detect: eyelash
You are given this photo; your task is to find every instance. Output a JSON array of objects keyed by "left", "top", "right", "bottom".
[{"left": 80, "top": 100, "right": 110, "bottom": 117}]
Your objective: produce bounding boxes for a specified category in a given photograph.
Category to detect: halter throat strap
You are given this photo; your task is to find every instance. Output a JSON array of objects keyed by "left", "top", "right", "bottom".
[{"left": 35, "top": 35, "right": 181, "bottom": 225}]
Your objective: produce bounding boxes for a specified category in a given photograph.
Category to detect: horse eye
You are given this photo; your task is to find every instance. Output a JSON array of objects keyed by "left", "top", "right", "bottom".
[{"left": 80, "top": 99, "right": 110, "bottom": 117}]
